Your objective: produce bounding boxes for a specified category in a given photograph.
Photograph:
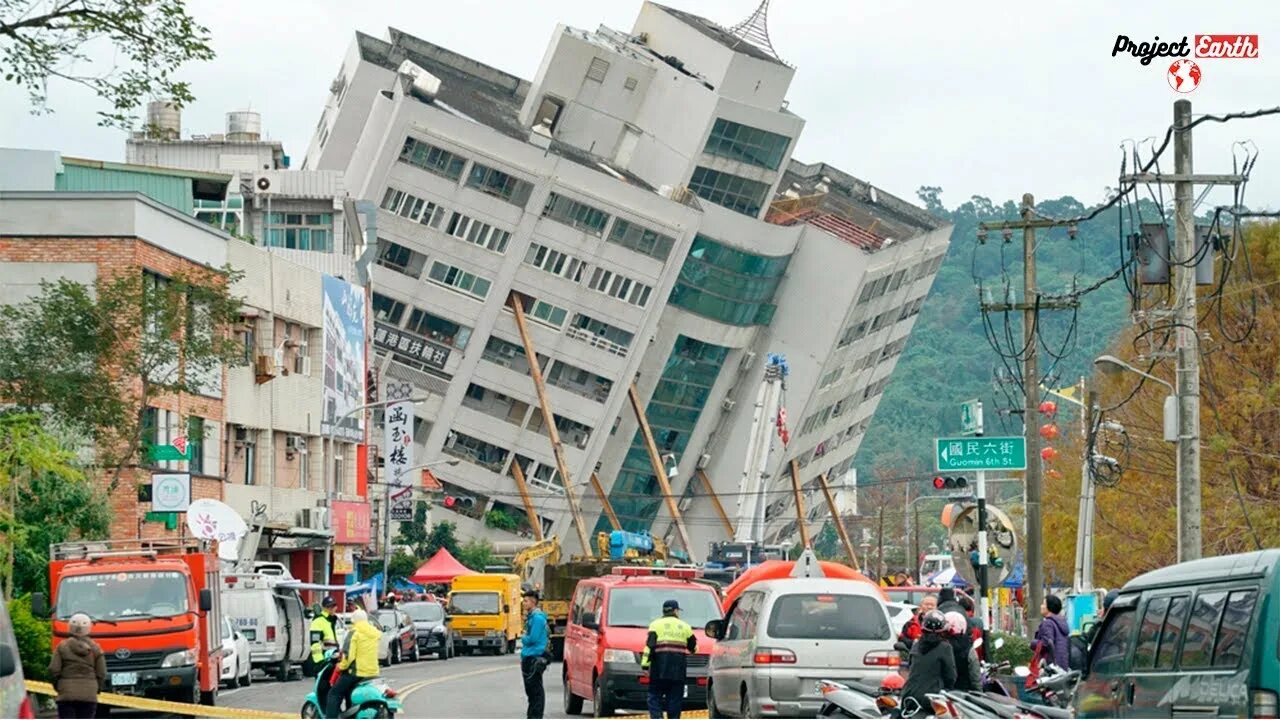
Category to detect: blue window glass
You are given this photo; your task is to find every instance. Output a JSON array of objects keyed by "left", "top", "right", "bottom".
[
  {"left": 667, "top": 234, "right": 789, "bottom": 326},
  {"left": 688, "top": 167, "right": 770, "bottom": 217},
  {"left": 597, "top": 336, "right": 729, "bottom": 533},
  {"left": 703, "top": 118, "right": 791, "bottom": 170}
]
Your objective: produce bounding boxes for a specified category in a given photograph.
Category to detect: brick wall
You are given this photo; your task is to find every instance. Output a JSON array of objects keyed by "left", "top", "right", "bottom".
[{"left": 0, "top": 235, "right": 227, "bottom": 539}]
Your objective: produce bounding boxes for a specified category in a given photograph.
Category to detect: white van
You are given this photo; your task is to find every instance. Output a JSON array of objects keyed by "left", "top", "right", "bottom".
[
  {"left": 704, "top": 577, "right": 898, "bottom": 718},
  {"left": 222, "top": 573, "right": 309, "bottom": 681}
]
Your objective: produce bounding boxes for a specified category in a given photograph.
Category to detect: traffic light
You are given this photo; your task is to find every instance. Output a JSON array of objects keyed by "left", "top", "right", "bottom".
[
  {"left": 932, "top": 476, "right": 969, "bottom": 490},
  {"left": 443, "top": 496, "right": 474, "bottom": 510}
]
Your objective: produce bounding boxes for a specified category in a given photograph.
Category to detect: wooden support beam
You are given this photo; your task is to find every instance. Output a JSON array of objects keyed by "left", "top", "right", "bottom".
[
  {"left": 627, "top": 383, "right": 696, "bottom": 562},
  {"left": 508, "top": 461, "right": 544, "bottom": 542},
  {"left": 591, "top": 473, "right": 621, "bottom": 532},
  {"left": 696, "top": 469, "right": 735, "bottom": 539},
  {"left": 816, "top": 472, "right": 859, "bottom": 571},
  {"left": 788, "top": 460, "right": 810, "bottom": 548},
  {"left": 507, "top": 293, "right": 590, "bottom": 554}
]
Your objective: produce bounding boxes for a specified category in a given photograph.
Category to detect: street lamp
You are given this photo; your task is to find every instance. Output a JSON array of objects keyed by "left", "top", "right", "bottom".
[
  {"left": 381, "top": 458, "right": 460, "bottom": 586},
  {"left": 1093, "top": 354, "right": 1182, "bottom": 560}
]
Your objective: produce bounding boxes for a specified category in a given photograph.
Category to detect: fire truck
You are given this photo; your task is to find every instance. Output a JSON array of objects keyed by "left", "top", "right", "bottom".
[{"left": 34, "top": 539, "right": 224, "bottom": 706}]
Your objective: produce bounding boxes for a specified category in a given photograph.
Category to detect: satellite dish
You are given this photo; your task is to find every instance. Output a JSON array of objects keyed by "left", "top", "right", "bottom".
[{"left": 186, "top": 499, "right": 249, "bottom": 561}]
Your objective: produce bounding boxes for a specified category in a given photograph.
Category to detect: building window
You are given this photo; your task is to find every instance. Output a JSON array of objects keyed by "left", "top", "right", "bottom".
[
  {"left": 586, "top": 57, "right": 610, "bottom": 83},
  {"left": 465, "top": 163, "right": 533, "bottom": 206},
  {"left": 623, "top": 76, "right": 638, "bottom": 91},
  {"left": 668, "top": 234, "right": 789, "bottom": 326},
  {"left": 266, "top": 213, "right": 333, "bottom": 252},
  {"left": 524, "top": 243, "right": 586, "bottom": 282},
  {"left": 569, "top": 313, "right": 633, "bottom": 351},
  {"left": 607, "top": 219, "right": 675, "bottom": 261},
  {"left": 428, "top": 261, "right": 491, "bottom": 300},
  {"left": 587, "top": 267, "right": 652, "bottom": 307},
  {"left": 703, "top": 118, "right": 791, "bottom": 170},
  {"left": 687, "top": 167, "right": 770, "bottom": 217},
  {"left": 380, "top": 187, "right": 446, "bottom": 228},
  {"left": 187, "top": 417, "right": 205, "bottom": 475},
  {"left": 541, "top": 193, "right": 610, "bottom": 236},
  {"left": 528, "top": 299, "right": 568, "bottom": 328},
  {"left": 399, "top": 136, "right": 467, "bottom": 181},
  {"left": 244, "top": 440, "right": 256, "bottom": 486},
  {"left": 532, "top": 96, "right": 564, "bottom": 131},
  {"left": 372, "top": 293, "right": 407, "bottom": 324},
  {"left": 405, "top": 308, "right": 472, "bottom": 349},
  {"left": 375, "top": 239, "right": 427, "bottom": 278},
  {"left": 446, "top": 211, "right": 511, "bottom": 254}
]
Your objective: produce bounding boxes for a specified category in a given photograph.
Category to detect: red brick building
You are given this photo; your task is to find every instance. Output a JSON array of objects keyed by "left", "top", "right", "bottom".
[{"left": 0, "top": 192, "right": 232, "bottom": 539}]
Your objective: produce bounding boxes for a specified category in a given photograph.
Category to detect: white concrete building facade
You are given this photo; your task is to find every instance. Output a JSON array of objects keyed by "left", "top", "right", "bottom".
[{"left": 303, "top": 2, "right": 951, "bottom": 558}]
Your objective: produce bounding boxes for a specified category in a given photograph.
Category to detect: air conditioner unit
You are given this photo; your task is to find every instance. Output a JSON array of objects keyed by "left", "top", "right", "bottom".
[
  {"left": 696, "top": 453, "right": 711, "bottom": 470},
  {"left": 286, "top": 435, "right": 308, "bottom": 453},
  {"left": 721, "top": 398, "right": 736, "bottom": 412},
  {"left": 233, "top": 426, "right": 250, "bottom": 446},
  {"left": 739, "top": 351, "right": 757, "bottom": 372},
  {"left": 677, "top": 495, "right": 693, "bottom": 512},
  {"left": 298, "top": 508, "right": 313, "bottom": 528}
]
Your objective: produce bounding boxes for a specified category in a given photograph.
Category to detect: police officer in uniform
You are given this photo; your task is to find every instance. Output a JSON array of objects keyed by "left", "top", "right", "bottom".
[
  {"left": 640, "top": 599, "right": 697, "bottom": 719},
  {"left": 305, "top": 596, "right": 339, "bottom": 677}
]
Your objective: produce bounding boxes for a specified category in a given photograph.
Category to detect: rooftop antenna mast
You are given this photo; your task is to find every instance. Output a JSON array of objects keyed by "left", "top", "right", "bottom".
[{"left": 726, "top": 0, "right": 788, "bottom": 65}]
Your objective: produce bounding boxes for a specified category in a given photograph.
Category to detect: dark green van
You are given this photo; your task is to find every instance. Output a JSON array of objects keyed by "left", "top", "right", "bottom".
[{"left": 1075, "top": 549, "right": 1280, "bottom": 718}]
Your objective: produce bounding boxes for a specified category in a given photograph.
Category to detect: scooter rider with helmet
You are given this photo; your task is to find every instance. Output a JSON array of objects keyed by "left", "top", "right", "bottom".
[{"left": 898, "top": 610, "right": 956, "bottom": 716}]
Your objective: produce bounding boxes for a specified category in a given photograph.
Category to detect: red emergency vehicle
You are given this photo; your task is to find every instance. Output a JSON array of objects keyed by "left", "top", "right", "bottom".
[
  {"left": 562, "top": 567, "right": 721, "bottom": 716},
  {"left": 34, "top": 539, "right": 223, "bottom": 705}
]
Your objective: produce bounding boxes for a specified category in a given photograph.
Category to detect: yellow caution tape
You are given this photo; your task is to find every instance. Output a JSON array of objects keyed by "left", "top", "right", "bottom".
[{"left": 25, "top": 680, "right": 294, "bottom": 719}]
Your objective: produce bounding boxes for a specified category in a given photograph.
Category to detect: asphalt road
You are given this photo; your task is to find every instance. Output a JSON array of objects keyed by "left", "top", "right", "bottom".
[{"left": 221, "top": 652, "right": 575, "bottom": 719}]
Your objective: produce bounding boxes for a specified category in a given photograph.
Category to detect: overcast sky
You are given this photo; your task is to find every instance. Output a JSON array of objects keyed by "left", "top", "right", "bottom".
[{"left": 2, "top": 1, "right": 1278, "bottom": 211}]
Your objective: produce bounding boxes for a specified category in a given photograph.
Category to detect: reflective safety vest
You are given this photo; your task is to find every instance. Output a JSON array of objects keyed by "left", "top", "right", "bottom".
[
  {"left": 309, "top": 612, "right": 337, "bottom": 663},
  {"left": 641, "top": 614, "right": 696, "bottom": 683}
]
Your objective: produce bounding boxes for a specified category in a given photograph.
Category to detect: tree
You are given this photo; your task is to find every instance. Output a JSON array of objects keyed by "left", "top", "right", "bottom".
[
  {"left": 456, "top": 538, "right": 495, "bottom": 572},
  {"left": 424, "top": 521, "right": 460, "bottom": 559},
  {"left": 386, "top": 551, "right": 419, "bottom": 584},
  {"left": 484, "top": 509, "right": 518, "bottom": 532},
  {"left": 395, "top": 501, "right": 432, "bottom": 557},
  {"left": 1041, "top": 221, "right": 1280, "bottom": 588},
  {"left": 1, "top": 0, "right": 215, "bottom": 128},
  {"left": 0, "top": 413, "right": 87, "bottom": 600},
  {"left": 0, "top": 270, "right": 245, "bottom": 489}
]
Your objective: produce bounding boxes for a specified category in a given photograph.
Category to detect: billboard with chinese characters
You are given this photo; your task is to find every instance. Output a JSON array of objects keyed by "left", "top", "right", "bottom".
[
  {"left": 321, "top": 275, "right": 367, "bottom": 442},
  {"left": 384, "top": 382, "right": 415, "bottom": 522},
  {"left": 374, "top": 322, "right": 451, "bottom": 371},
  {"left": 332, "top": 500, "right": 371, "bottom": 545}
]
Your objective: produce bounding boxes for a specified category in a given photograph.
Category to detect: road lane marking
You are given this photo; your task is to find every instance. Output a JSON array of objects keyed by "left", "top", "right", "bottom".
[{"left": 398, "top": 665, "right": 513, "bottom": 701}]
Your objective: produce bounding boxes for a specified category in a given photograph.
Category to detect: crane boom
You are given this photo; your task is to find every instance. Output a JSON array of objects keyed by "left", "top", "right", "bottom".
[{"left": 734, "top": 353, "right": 788, "bottom": 543}]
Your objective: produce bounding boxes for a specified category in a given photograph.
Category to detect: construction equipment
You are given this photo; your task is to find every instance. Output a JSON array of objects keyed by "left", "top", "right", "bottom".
[
  {"left": 597, "top": 530, "right": 668, "bottom": 562},
  {"left": 510, "top": 537, "right": 562, "bottom": 584},
  {"left": 735, "top": 353, "right": 790, "bottom": 544}
]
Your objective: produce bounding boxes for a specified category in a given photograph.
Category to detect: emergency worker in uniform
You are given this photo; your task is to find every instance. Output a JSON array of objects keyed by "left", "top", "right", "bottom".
[
  {"left": 305, "top": 596, "right": 339, "bottom": 677},
  {"left": 640, "top": 599, "right": 697, "bottom": 719}
]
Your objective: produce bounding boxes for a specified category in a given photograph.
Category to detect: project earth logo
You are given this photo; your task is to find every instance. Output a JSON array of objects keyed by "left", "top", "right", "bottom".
[{"left": 1112, "top": 34, "right": 1260, "bottom": 93}]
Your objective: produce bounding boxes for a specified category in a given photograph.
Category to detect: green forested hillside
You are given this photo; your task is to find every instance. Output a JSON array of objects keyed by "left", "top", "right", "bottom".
[{"left": 854, "top": 189, "right": 1133, "bottom": 477}]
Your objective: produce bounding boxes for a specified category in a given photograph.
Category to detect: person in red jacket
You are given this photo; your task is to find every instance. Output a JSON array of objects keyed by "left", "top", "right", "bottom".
[{"left": 899, "top": 594, "right": 938, "bottom": 646}]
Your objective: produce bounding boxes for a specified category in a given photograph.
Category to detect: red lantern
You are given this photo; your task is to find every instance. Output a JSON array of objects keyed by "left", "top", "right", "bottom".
[
  {"left": 1041, "top": 446, "right": 1059, "bottom": 462},
  {"left": 1039, "top": 400, "right": 1058, "bottom": 415},
  {"left": 1039, "top": 423, "right": 1060, "bottom": 441}
]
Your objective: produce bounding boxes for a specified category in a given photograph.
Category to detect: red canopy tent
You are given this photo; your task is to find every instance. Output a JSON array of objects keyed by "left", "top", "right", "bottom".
[{"left": 409, "top": 548, "right": 477, "bottom": 585}]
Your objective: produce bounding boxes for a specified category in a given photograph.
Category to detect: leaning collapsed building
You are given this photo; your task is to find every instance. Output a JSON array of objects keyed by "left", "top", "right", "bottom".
[{"left": 302, "top": 1, "right": 951, "bottom": 558}]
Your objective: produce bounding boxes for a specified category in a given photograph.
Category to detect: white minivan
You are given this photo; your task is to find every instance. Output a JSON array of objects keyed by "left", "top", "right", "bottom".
[
  {"left": 222, "top": 574, "right": 309, "bottom": 681},
  {"left": 704, "top": 577, "right": 899, "bottom": 718}
]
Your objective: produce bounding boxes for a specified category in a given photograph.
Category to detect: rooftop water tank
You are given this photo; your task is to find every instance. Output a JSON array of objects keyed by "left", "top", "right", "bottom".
[
  {"left": 146, "top": 101, "right": 181, "bottom": 140},
  {"left": 226, "top": 110, "right": 262, "bottom": 142}
]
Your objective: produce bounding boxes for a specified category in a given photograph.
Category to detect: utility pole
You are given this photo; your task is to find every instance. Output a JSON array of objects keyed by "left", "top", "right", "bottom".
[
  {"left": 977, "top": 195, "right": 1079, "bottom": 635},
  {"left": 1172, "top": 99, "right": 1202, "bottom": 562},
  {"left": 875, "top": 505, "right": 885, "bottom": 581},
  {"left": 1073, "top": 386, "right": 1098, "bottom": 593}
]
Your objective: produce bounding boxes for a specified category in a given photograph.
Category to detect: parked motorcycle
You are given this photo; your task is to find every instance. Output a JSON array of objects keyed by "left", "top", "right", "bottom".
[{"left": 300, "top": 650, "right": 402, "bottom": 719}]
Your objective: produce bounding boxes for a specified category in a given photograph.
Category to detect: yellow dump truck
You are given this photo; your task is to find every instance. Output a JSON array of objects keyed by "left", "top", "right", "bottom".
[{"left": 448, "top": 573, "right": 522, "bottom": 655}]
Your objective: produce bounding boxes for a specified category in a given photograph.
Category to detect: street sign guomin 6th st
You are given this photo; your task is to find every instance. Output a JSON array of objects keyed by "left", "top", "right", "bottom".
[{"left": 936, "top": 436, "right": 1028, "bottom": 472}]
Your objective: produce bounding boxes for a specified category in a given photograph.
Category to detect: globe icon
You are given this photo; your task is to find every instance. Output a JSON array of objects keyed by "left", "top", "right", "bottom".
[{"left": 1168, "top": 59, "right": 1202, "bottom": 93}]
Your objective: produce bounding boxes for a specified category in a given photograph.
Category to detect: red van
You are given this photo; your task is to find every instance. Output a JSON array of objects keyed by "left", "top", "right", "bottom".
[{"left": 562, "top": 567, "right": 721, "bottom": 716}]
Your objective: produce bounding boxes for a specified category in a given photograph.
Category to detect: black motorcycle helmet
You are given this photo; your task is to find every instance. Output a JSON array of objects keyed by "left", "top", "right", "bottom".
[{"left": 921, "top": 609, "right": 948, "bottom": 634}]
